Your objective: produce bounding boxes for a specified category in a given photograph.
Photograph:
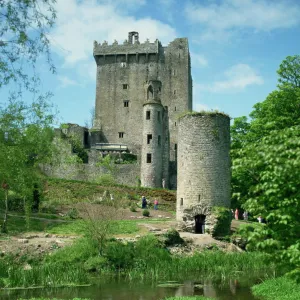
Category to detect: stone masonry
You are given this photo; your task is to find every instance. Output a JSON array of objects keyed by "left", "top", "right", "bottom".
[
  {"left": 92, "top": 32, "right": 193, "bottom": 189},
  {"left": 176, "top": 113, "right": 231, "bottom": 233}
]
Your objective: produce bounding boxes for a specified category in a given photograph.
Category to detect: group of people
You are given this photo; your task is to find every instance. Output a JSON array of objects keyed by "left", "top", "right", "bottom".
[
  {"left": 232, "top": 208, "right": 266, "bottom": 223},
  {"left": 232, "top": 208, "right": 248, "bottom": 221},
  {"left": 141, "top": 196, "right": 159, "bottom": 210}
]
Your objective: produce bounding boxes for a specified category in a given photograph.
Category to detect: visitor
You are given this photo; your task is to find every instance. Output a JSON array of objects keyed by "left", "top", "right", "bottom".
[
  {"left": 257, "top": 215, "right": 262, "bottom": 223},
  {"left": 231, "top": 209, "right": 234, "bottom": 219},
  {"left": 235, "top": 208, "right": 239, "bottom": 220},
  {"left": 162, "top": 178, "right": 166, "bottom": 189},
  {"left": 141, "top": 196, "right": 147, "bottom": 209},
  {"left": 154, "top": 199, "right": 158, "bottom": 210},
  {"left": 243, "top": 211, "right": 248, "bottom": 221}
]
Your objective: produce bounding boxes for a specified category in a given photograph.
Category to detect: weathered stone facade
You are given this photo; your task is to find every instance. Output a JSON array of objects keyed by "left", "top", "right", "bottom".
[
  {"left": 176, "top": 113, "right": 231, "bottom": 233},
  {"left": 92, "top": 32, "right": 192, "bottom": 189}
]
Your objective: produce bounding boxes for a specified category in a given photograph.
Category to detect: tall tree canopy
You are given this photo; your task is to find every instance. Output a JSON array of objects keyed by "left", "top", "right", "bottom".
[
  {"left": 0, "top": 0, "right": 56, "bottom": 92},
  {"left": 231, "top": 55, "right": 300, "bottom": 278}
]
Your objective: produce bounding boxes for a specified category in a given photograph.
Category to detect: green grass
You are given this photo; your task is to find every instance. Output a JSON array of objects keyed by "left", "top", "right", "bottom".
[
  {"left": 162, "top": 297, "right": 213, "bottom": 300},
  {"left": 252, "top": 276, "right": 300, "bottom": 300},
  {"left": 2, "top": 263, "right": 89, "bottom": 288}
]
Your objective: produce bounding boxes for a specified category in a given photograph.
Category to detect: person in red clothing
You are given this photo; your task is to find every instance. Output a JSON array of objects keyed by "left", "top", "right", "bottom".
[{"left": 235, "top": 208, "right": 239, "bottom": 220}]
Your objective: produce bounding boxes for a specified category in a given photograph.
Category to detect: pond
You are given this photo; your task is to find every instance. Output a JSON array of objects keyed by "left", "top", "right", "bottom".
[{"left": 0, "top": 278, "right": 259, "bottom": 300}]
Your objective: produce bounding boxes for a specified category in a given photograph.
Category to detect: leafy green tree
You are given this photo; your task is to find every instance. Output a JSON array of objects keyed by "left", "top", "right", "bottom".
[
  {"left": 0, "top": 99, "right": 54, "bottom": 232},
  {"left": 0, "top": 0, "right": 56, "bottom": 91},
  {"left": 233, "top": 126, "right": 300, "bottom": 278}
]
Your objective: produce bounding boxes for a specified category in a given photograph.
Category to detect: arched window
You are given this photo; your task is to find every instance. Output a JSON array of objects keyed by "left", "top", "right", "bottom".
[{"left": 147, "top": 85, "right": 154, "bottom": 100}]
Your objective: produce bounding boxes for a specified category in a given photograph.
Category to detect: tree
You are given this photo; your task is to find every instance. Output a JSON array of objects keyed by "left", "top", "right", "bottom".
[
  {"left": 233, "top": 126, "right": 300, "bottom": 278},
  {"left": 277, "top": 55, "right": 300, "bottom": 89},
  {"left": 0, "top": 0, "right": 56, "bottom": 92},
  {"left": 0, "top": 98, "right": 54, "bottom": 232}
]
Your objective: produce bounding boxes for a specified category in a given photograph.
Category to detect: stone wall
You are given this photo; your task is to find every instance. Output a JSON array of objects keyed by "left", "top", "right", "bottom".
[
  {"left": 41, "top": 162, "right": 140, "bottom": 187},
  {"left": 176, "top": 113, "right": 231, "bottom": 233}
]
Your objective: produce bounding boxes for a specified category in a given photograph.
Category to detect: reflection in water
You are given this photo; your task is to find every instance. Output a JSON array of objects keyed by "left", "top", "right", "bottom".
[{"left": 0, "top": 279, "right": 258, "bottom": 300}]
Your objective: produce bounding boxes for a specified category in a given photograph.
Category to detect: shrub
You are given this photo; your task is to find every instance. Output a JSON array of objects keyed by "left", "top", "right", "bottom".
[
  {"left": 83, "top": 256, "right": 108, "bottom": 272},
  {"left": 66, "top": 207, "right": 79, "bottom": 219},
  {"left": 161, "top": 228, "right": 185, "bottom": 246},
  {"left": 130, "top": 205, "right": 137, "bottom": 212},
  {"left": 142, "top": 209, "right": 150, "bottom": 217},
  {"left": 96, "top": 174, "right": 115, "bottom": 186},
  {"left": 211, "top": 206, "right": 232, "bottom": 237},
  {"left": 104, "top": 240, "right": 135, "bottom": 270}
]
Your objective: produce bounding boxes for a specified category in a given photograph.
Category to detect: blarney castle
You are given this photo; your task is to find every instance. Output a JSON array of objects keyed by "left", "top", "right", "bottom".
[{"left": 49, "top": 32, "right": 231, "bottom": 234}]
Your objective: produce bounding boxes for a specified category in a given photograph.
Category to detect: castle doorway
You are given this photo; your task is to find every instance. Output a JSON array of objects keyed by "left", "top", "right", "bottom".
[{"left": 195, "top": 214, "right": 206, "bottom": 234}]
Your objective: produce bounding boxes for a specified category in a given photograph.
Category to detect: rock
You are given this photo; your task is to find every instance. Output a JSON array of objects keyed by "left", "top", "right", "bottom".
[
  {"left": 226, "top": 243, "right": 243, "bottom": 252},
  {"left": 23, "top": 264, "right": 32, "bottom": 270},
  {"left": 18, "top": 239, "right": 29, "bottom": 244},
  {"left": 149, "top": 227, "right": 161, "bottom": 232},
  {"left": 44, "top": 233, "right": 51, "bottom": 238},
  {"left": 135, "top": 235, "right": 141, "bottom": 238},
  {"left": 25, "top": 235, "right": 38, "bottom": 239}
]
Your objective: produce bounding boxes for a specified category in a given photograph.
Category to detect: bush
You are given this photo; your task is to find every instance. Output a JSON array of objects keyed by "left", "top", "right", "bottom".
[
  {"left": 83, "top": 256, "right": 108, "bottom": 272},
  {"left": 142, "top": 209, "right": 150, "bottom": 217},
  {"left": 96, "top": 174, "right": 115, "bottom": 186},
  {"left": 161, "top": 228, "right": 185, "bottom": 246},
  {"left": 104, "top": 240, "right": 135, "bottom": 270},
  {"left": 130, "top": 205, "right": 137, "bottom": 212},
  {"left": 66, "top": 207, "right": 79, "bottom": 219},
  {"left": 212, "top": 206, "right": 232, "bottom": 237}
]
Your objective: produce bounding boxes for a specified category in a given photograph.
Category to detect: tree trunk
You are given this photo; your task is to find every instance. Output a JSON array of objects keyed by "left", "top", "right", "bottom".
[{"left": 1, "top": 189, "right": 8, "bottom": 233}]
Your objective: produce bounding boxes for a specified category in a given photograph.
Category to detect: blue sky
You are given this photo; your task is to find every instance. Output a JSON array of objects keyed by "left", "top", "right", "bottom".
[{"left": 2, "top": 0, "right": 300, "bottom": 126}]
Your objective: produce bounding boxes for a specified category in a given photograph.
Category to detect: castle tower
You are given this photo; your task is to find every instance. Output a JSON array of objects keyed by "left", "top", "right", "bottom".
[
  {"left": 92, "top": 32, "right": 192, "bottom": 189},
  {"left": 141, "top": 80, "right": 165, "bottom": 187},
  {"left": 176, "top": 113, "right": 231, "bottom": 233}
]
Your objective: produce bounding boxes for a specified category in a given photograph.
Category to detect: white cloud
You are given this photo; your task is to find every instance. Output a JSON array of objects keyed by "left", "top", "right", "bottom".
[
  {"left": 191, "top": 52, "right": 208, "bottom": 67},
  {"left": 199, "top": 64, "right": 264, "bottom": 93},
  {"left": 57, "top": 75, "right": 80, "bottom": 88},
  {"left": 51, "top": 0, "right": 177, "bottom": 66},
  {"left": 185, "top": 0, "right": 300, "bottom": 41}
]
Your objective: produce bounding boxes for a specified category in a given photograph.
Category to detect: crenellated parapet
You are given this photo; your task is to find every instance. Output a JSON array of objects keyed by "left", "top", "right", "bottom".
[{"left": 93, "top": 32, "right": 161, "bottom": 57}]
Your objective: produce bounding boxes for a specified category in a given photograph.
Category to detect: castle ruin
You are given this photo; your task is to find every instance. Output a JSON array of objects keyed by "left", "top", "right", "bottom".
[{"left": 50, "top": 32, "right": 231, "bottom": 235}]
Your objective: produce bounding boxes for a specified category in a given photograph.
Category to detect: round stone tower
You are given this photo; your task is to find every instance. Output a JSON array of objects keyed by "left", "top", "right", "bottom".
[
  {"left": 141, "top": 80, "right": 164, "bottom": 188},
  {"left": 176, "top": 112, "right": 231, "bottom": 233}
]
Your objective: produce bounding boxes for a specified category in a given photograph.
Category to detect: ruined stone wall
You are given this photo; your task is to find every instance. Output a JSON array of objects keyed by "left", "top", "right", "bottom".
[
  {"left": 41, "top": 162, "right": 140, "bottom": 187},
  {"left": 176, "top": 113, "right": 231, "bottom": 229}
]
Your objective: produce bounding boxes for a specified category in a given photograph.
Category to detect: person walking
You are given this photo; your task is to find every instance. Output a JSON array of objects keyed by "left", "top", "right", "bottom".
[
  {"left": 154, "top": 199, "right": 158, "bottom": 210},
  {"left": 235, "top": 208, "right": 239, "bottom": 220},
  {"left": 243, "top": 211, "right": 248, "bottom": 221},
  {"left": 141, "top": 196, "right": 147, "bottom": 209}
]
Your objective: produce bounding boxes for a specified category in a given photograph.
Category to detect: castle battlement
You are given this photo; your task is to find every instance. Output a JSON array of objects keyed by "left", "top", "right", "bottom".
[{"left": 93, "top": 31, "right": 161, "bottom": 56}]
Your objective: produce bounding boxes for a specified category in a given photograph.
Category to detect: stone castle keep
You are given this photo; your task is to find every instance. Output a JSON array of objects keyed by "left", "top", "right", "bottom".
[{"left": 50, "top": 32, "right": 231, "bottom": 234}]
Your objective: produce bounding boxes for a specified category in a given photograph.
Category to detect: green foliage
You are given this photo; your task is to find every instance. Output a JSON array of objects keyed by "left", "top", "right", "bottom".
[
  {"left": 66, "top": 207, "right": 79, "bottom": 219},
  {"left": 0, "top": 99, "right": 55, "bottom": 232},
  {"left": 233, "top": 126, "right": 300, "bottom": 275},
  {"left": 104, "top": 240, "right": 135, "bottom": 269},
  {"left": 45, "top": 238, "right": 98, "bottom": 265},
  {"left": 142, "top": 209, "right": 150, "bottom": 217},
  {"left": 161, "top": 228, "right": 185, "bottom": 246},
  {"left": 0, "top": 0, "right": 56, "bottom": 91},
  {"left": 211, "top": 207, "right": 232, "bottom": 237},
  {"left": 96, "top": 174, "right": 116, "bottom": 186},
  {"left": 130, "top": 204, "right": 137, "bottom": 212},
  {"left": 2, "top": 263, "right": 88, "bottom": 288},
  {"left": 177, "top": 110, "right": 230, "bottom": 120},
  {"left": 83, "top": 256, "right": 108, "bottom": 272},
  {"left": 162, "top": 297, "right": 213, "bottom": 300},
  {"left": 252, "top": 276, "right": 300, "bottom": 300}
]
